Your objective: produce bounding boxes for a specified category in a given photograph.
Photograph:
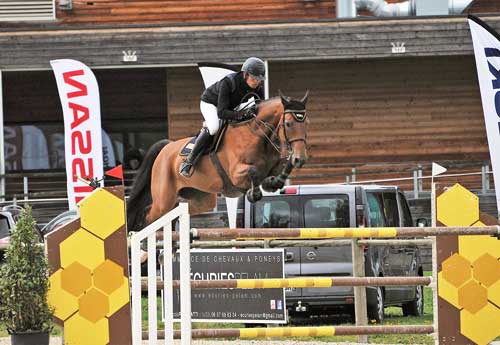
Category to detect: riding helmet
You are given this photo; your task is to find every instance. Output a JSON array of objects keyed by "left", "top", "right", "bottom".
[{"left": 241, "top": 57, "right": 266, "bottom": 81}]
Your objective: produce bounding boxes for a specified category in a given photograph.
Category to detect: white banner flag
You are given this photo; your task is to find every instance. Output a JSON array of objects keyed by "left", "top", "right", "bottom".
[
  {"left": 198, "top": 62, "right": 239, "bottom": 88},
  {"left": 50, "top": 59, "right": 103, "bottom": 210},
  {"left": 468, "top": 15, "right": 500, "bottom": 218}
]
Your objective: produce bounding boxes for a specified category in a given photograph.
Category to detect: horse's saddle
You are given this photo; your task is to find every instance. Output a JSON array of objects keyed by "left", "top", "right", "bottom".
[{"left": 179, "top": 122, "right": 228, "bottom": 157}]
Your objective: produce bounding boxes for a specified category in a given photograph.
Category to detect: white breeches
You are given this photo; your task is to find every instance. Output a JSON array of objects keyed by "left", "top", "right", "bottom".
[{"left": 200, "top": 101, "right": 220, "bottom": 135}]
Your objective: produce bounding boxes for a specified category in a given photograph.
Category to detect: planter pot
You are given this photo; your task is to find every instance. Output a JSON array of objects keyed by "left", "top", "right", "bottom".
[{"left": 10, "top": 330, "right": 49, "bottom": 345}]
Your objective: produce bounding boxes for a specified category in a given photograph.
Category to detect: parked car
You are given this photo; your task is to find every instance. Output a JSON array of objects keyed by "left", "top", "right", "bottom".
[
  {"left": 0, "top": 205, "right": 27, "bottom": 262},
  {"left": 243, "top": 184, "right": 425, "bottom": 323}
]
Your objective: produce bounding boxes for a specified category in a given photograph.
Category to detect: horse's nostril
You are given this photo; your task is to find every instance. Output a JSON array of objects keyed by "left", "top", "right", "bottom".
[{"left": 293, "top": 157, "right": 304, "bottom": 167}]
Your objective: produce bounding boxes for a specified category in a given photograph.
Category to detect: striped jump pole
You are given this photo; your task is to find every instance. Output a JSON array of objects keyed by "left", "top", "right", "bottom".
[
  {"left": 142, "top": 325, "right": 435, "bottom": 340},
  {"left": 143, "top": 276, "right": 432, "bottom": 290},
  {"left": 190, "top": 225, "right": 500, "bottom": 240}
]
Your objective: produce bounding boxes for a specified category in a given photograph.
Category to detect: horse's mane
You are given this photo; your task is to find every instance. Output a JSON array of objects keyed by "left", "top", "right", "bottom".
[{"left": 256, "top": 97, "right": 282, "bottom": 116}]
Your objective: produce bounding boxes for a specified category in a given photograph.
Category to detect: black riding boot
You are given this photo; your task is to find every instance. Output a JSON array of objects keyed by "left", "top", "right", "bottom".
[{"left": 179, "top": 127, "right": 212, "bottom": 178}]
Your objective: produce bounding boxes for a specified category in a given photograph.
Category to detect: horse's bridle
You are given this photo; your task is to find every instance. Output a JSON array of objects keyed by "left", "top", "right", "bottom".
[
  {"left": 249, "top": 108, "right": 308, "bottom": 158},
  {"left": 282, "top": 109, "right": 307, "bottom": 145}
]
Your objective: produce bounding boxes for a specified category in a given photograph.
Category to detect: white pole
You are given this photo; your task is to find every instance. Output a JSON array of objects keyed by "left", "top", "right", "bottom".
[
  {"left": 147, "top": 233, "right": 158, "bottom": 344},
  {"left": 131, "top": 234, "right": 142, "bottom": 345},
  {"left": 0, "top": 69, "right": 5, "bottom": 201},
  {"left": 163, "top": 221, "right": 174, "bottom": 344},
  {"left": 226, "top": 197, "right": 239, "bottom": 229},
  {"left": 431, "top": 181, "right": 439, "bottom": 345},
  {"left": 264, "top": 60, "right": 269, "bottom": 100},
  {"left": 179, "top": 203, "right": 192, "bottom": 344}
]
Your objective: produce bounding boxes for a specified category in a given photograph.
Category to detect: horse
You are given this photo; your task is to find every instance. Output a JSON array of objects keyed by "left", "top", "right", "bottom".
[{"left": 127, "top": 91, "right": 310, "bottom": 232}]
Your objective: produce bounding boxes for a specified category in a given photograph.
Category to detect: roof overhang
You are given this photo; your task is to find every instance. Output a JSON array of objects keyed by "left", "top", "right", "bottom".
[{"left": 1, "top": 15, "right": 499, "bottom": 71}]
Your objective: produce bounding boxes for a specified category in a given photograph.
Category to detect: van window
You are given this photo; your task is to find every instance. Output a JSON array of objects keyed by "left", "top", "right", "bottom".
[
  {"left": 304, "top": 196, "right": 349, "bottom": 228},
  {"left": 366, "top": 192, "right": 385, "bottom": 227},
  {"left": 399, "top": 192, "right": 413, "bottom": 227},
  {"left": 254, "top": 199, "right": 292, "bottom": 228},
  {"left": 382, "top": 193, "right": 399, "bottom": 227},
  {"left": 0, "top": 216, "right": 10, "bottom": 239}
]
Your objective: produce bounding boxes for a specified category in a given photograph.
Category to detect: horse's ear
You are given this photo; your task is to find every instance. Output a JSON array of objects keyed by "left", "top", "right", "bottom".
[
  {"left": 279, "top": 89, "right": 289, "bottom": 106},
  {"left": 301, "top": 90, "right": 310, "bottom": 105}
]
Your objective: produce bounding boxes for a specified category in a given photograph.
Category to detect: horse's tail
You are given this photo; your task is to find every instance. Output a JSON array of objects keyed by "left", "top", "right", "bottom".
[{"left": 127, "top": 139, "right": 170, "bottom": 232}]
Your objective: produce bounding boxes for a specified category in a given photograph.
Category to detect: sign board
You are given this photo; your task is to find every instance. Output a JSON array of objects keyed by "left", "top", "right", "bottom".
[{"left": 163, "top": 248, "right": 286, "bottom": 323}]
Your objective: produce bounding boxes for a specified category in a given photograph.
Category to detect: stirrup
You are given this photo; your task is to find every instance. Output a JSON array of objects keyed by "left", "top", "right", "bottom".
[{"left": 179, "top": 160, "right": 194, "bottom": 178}]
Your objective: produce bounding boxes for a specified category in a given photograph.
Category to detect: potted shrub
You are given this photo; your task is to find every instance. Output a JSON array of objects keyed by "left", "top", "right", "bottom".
[{"left": 0, "top": 206, "right": 52, "bottom": 345}]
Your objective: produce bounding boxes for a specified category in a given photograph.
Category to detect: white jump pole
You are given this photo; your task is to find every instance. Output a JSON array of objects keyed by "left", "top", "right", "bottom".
[{"left": 179, "top": 203, "right": 192, "bottom": 345}]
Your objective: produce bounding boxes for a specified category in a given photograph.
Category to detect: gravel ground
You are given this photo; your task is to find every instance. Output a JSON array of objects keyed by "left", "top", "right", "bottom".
[{"left": 0, "top": 337, "right": 373, "bottom": 345}]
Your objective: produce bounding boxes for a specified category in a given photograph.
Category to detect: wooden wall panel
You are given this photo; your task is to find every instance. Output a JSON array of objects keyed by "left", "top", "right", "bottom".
[
  {"left": 270, "top": 56, "right": 487, "bottom": 165},
  {"left": 166, "top": 67, "right": 205, "bottom": 140},
  {"left": 166, "top": 56, "right": 489, "bottom": 189},
  {"left": 56, "top": 0, "right": 336, "bottom": 25}
]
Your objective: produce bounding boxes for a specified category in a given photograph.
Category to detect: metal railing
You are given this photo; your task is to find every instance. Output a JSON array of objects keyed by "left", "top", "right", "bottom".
[{"left": 0, "top": 161, "right": 493, "bottom": 207}]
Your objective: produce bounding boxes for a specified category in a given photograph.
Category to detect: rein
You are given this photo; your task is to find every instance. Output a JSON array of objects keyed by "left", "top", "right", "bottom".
[{"left": 247, "top": 116, "right": 282, "bottom": 154}]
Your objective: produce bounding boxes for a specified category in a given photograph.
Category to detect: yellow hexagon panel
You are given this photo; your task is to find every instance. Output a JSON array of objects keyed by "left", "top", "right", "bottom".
[
  {"left": 59, "top": 228, "right": 105, "bottom": 270},
  {"left": 80, "top": 188, "right": 125, "bottom": 240},
  {"left": 106, "top": 276, "right": 130, "bottom": 317},
  {"left": 61, "top": 262, "right": 92, "bottom": 297},
  {"left": 458, "top": 280, "right": 488, "bottom": 314},
  {"left": 442, "top": 253, "right": 472, "bottom": 288},
  {"left": 472, "top": 254, "right": 500, "bottom": 287},
  {"left": 437, "top": 184, "right": 479, "bottom": 226},
  {"left": 488, "top": 279, "right": 500, "bottom": 307},
  {"left": 460, "top": 303, "right": 500, "bottom": 345},
  {"left": 438, "top": 271, "right": 461, "bottom": 309},
  {"left": 64, "top": 313, "right": 110, "bottom": 345},
  {"left": 78, "top": 288, "right": 110, "bottom": 323},
  {"left": 47, "top": 269, "right": 78, "bottom": 322},
  {"left": 459, "top": 225, "right": 500, "bottom": 263},
  {"left": 93, "top": 259, "right": 124, "bottom": 295}
]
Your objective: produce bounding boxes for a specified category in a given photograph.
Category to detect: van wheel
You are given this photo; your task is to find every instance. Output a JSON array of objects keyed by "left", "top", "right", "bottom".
[
  {"left": 403, "top": 285, "right": 424, "bottom": 316},
  {"left": 368, "top": 286, "right": 384, "bottom": 323}
]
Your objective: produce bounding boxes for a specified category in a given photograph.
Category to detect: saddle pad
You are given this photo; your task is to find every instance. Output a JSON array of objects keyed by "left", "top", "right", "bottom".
[
  {"left": 179, "top": 136, "right": 196, "bottom": 156},
  {"left": 179, "top": 122, "right": 229, "bottom": 157}
]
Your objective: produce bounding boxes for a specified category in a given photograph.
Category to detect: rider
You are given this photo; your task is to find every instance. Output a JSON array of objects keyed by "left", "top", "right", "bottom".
[{"left": 179, "top": 57, "right": 266, "bottom": 178}]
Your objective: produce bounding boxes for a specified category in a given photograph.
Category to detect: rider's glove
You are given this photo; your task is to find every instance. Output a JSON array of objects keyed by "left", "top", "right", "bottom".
[{"left": 235, "top": 108, "right": 255, "bottom": 121}]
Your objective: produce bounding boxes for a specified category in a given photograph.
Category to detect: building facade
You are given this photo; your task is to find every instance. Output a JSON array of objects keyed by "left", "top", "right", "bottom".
[{"left": 1, "top": 0, "right": 499, "bottom": 198}]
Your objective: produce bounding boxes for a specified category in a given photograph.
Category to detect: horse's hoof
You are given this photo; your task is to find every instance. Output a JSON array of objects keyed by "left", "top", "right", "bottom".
[
  {"left": 261, "top": 176, "right": 285, "bottom": 192},
  {"left": 261, "top": 176, "right": 278, "bottom": 192},
  {"left": 246, "top": 188, "right": 263, "bottom": 203}
]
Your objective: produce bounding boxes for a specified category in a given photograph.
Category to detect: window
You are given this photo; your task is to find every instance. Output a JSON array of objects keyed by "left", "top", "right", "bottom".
[
  {"left": 3, "top": 69, "right": 167, "bottom": 172},
  {"left": 382, "top": 192, "right": 399, "bottom": 227},
  {"left": 304, "top": 196, "right": 350, "bottom": 228},
  {"left": 254, "top": 199, "right": 292, "bottom": 228},
  {"left": 0, "top": 1, "right": 54, "bottom": 22},
  {"left": 399, "top": 192, "right": 413, "bottom": 227},
  {"left": 366, "top": 192, "right": 385, "bottom": 227},
  {"left": 0, "top": 216, "right": 10, "bottom": 239}
]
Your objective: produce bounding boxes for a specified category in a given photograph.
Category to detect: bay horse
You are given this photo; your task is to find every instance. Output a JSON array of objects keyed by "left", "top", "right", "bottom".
[{"left": 127, "top": 91, "right": 310, "bottom": 232}]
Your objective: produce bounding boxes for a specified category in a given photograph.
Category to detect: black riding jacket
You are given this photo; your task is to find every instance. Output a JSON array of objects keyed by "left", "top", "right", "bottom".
[{"left": 201, "top": 71, "right": 264, "bottom": 120}]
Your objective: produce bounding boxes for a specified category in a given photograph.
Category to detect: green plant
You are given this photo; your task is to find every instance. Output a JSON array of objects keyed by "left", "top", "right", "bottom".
[{"left": 0, "top": 206, "right": 53, "bottom": 334}]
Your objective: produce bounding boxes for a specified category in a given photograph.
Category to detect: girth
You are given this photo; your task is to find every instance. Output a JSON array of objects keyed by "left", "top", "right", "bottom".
[{"left": 209, "top": 152, "right": 246, "bottom": 197}]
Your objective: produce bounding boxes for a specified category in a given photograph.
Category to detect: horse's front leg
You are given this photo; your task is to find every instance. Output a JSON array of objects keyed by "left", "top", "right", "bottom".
[
  {"left": 245, "top": 166, "right": 263, "bottom": 203},
  {"left": 261, "top": 159, "right": 294, "bottom": 192}
]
